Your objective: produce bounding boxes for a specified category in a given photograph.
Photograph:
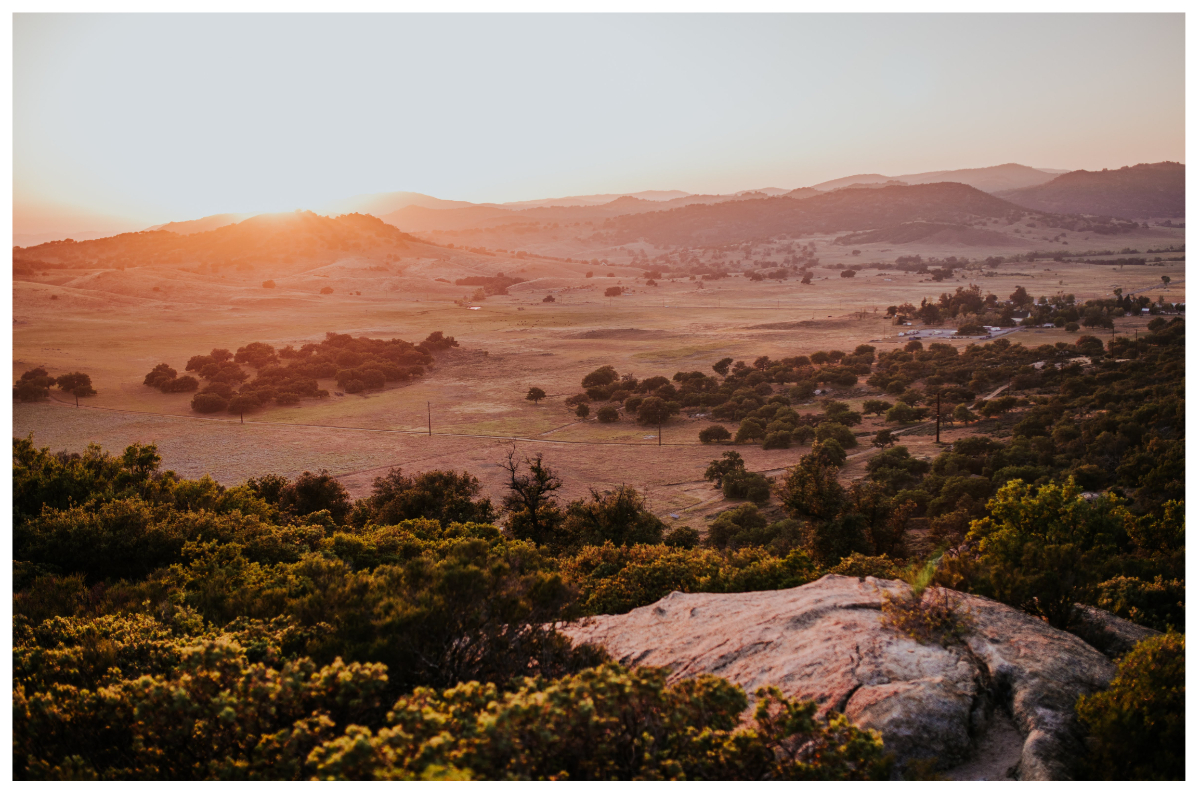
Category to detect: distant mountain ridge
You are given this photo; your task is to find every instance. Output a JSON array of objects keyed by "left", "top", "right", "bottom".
[
  {"left": 25, "top": 161, "right": 1180, "bottom": 249},
  {"left": 814, "top": 163, "right": 1062, "bottom": 193},
  {"left": 995, "top": 162, "right": 1184, "bottom": 218},
  {"left": 147, "top": 213, "right": 253, "bottom": 235},
  {"left": 14, "top": 211, "right": 419, "bottom": 267},
  {"left": 600, "top": 182, "right": 1028, "bottom": 246}
]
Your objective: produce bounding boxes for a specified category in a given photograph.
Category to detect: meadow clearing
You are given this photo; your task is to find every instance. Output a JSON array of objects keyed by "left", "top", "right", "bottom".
[{"left": 12, "top": 226, "right": 1185, "bottom": 529}]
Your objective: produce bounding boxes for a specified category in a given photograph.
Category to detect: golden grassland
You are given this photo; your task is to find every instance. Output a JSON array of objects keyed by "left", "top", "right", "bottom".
[{"left": 13, "top": 236, "right": 1185, "bottom": 528}]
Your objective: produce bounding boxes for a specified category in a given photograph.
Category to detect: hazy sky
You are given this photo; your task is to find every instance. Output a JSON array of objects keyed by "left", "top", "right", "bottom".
[{"left": 13, "top": 13, "right": 1185, "bottom": 232}]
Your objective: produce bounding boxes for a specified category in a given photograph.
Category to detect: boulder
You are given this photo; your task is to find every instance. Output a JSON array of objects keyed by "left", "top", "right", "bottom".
[
  {"left": 1068, "top": 603, "right": 1159, "bottom": 659},
  {"left": 563, "top": 574, "right": 1117, "bottom": 780}
]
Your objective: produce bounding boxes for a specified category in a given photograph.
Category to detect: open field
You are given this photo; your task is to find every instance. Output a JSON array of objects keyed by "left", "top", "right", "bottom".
[{"left": 13, "top": 239, "right": 1185, "bottom": 527}]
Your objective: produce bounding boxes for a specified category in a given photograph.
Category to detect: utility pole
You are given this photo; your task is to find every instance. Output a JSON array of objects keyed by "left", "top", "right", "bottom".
[
  {"left": 935, "top": 390, "right": 941, "bottom": 444},
  {"left": 427, "top": 402, "right": 431, "bottom": 436}
]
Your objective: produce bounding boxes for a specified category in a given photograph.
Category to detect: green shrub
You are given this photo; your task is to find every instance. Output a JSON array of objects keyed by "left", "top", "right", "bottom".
[
  {"left": 1094, "top": 575, "right": 1185, "bottom": 632},
  {"left": 722, "top": 468, "right": 772, "bottom": 504},
  {"left": 191, "top": 392, "right": 228, "bottom": 413},
  {"left": 812, "top": 438, "right": 847, "bottom": 467},
  {"left": 306, "top": 664, "right": 890, "bottom": 780},
  {"left": 814, "top": 421, "right": 857, "bottom": 449},
  {"left": 663, "top": 526, "right": 700, "bottom": 548},
  {"left": 1076, "top": 633, "right": 1185, "bottom": 780},
  {"left": 937, "top": 480, "right": 1127, "bottom": 629},
  {"left": 763, "top": 430, "right": 792, "bottom": 449},
  {"left": 699, "top": 424, "right": 731, "bottom": 443},
  {"left": 830, "top": 553, "right": 901, "bottom": 579}
]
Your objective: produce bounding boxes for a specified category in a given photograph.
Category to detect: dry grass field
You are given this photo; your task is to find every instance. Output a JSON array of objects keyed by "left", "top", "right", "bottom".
[{"left": 12, "top": 226, "right": 1185, "bottom": 528}]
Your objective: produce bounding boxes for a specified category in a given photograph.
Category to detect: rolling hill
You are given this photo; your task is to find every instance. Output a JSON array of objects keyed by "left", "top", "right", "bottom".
[
  {"left": 814, "top": 163, "right": 1061, "bottom": 193},
  {"left": 378, "top": 190, "right": 820, "bottom": 234},
  {"left": 14, "top": 211, "right": 422, "bottom": 270},
  {"left": 319, "top": 191, "right": 486, "bottom": 217},
  {"left": 147, "top": 213, "right": 253, "bottom": 235},
  {"left": 995, "top": 162, "right": 1184, "bottom": 219},
  {"left": 598, "top": 182, "right": 1030, "bottom": 246}
]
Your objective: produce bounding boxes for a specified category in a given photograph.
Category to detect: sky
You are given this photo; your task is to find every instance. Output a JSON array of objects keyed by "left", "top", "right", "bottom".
[{"left": 13, "top": 13, "right": 1185, "bottom": 235}]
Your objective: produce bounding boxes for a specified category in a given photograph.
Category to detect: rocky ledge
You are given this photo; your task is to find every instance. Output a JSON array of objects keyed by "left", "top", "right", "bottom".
[{"left": 563, "top": 574, "right": 1156, "bottom": 780}]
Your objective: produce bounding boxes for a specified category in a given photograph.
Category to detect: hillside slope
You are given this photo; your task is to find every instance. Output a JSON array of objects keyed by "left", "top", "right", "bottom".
[
  {"left": 14, "top": 211, "right": 421, "bottom": 270},
  {"left": 996, "top": 162, "right": 1184, "bottom": 218},
  {"left": 815, "top": 163, "right": 1059, "bottom": 193},
  {"left": 599, "top": 182, "right": 1028, "bottom": 246},
  {"left": 147, "top": 213, "right": 253, "bottom": 235}
]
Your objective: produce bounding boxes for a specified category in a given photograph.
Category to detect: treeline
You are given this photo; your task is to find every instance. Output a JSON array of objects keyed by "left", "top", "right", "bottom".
[
  {"left": 141, "top": 331, "right": 455, "bottom": 416},
  {"left": 885, "top": 282, "right": 1181, "bottom": 328},
  {"left": 13, "top": 368, "right": 96, "bottom": 404}
]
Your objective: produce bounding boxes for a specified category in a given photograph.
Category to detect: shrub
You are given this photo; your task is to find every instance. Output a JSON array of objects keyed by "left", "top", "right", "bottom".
[
  {"left": 762, "top": 431, "right": 792, "bottom": 450},
  {"left": 305, "top": 664, "right": 889, "bottom": 780},
  {"left": 830, "top": 553, "right": 901, "bottom": 579},
  {"left": 279, "top": 470, "right": 353, "bottom": 522},
  {"left": 262, "top": 280, "right": 276, "bottom": 288},
  {"left": 885, "top": 402, "right": 927, "bottom": 425},
  {"left": 722, "top": 469, "right": 773, "bottom": 504},
  {"left": 597, "top": 406, "right": 619, "bottom": 423},
  {"left": 812, "top": 438, "right": 846, "bottom": 467},
  {"left": 1094, "top": 576, "right": 1185, "bottom": 632},
  {"left": 881, "top": 587, "right": 970, "bottom": 648},
  {"left": 778, "top": 455, "right": 845, "bottom": 521},
  {"left": 320, "top": 286, "right": 333, "bottom": 294},
  {"left": 190, "top": 393, "right": 228, "bottom": 413},
  {"left": 814, "top": 421, "right": 857, "bottom": 449},
  {"left": 1075, "top": 633, "right": 1184, "bottom": 780},
  {"left": 938, "top": 480, "right": 1126, "bottom": 629},
  {"left": 575, "top": 403, "right": 590, "bottom": 419},
  {"left": 143, "top": 363, "right": 177, "bottom": 389},
  {"left": 663, "top": 526, "right": 700, "bottom": 548},
  {"left": 358, "top": 467, "right": 496, "bottom": 528},
  {"left": 699, "top": 424, "right": 731, "bottom": 444},
  {"left": 275, "top": 392, "right": 300, "bottom": 406},
  {"left": 161, "top": 375, "right": 199, "bottom": 393}
]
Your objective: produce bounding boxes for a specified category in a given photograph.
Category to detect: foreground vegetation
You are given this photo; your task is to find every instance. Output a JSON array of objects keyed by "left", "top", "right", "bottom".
[{"left": 12, "top": 318, "right": 1185, "bottom": 780}]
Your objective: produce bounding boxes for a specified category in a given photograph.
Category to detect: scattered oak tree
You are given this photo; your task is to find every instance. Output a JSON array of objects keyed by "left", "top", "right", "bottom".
[{"left": 55, "top": 372, "right": 97, "bottom": 406}]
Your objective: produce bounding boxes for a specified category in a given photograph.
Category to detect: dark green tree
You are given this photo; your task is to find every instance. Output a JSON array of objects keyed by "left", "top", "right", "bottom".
[
  {"left": 499, "top": 446, "right": 564, "bottom": 545},
  {"left": 359, "top": 468, "right": 497, "bottom": 527}
]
